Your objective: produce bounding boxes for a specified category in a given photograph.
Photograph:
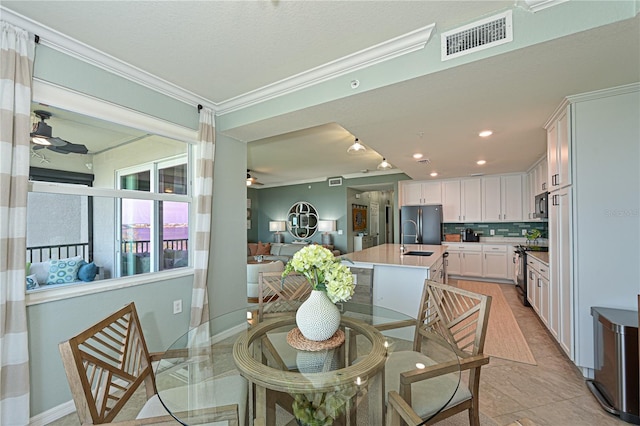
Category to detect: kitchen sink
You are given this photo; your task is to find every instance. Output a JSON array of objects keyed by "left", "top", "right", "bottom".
[{"left": 402, "top": 250, "right": 433, "bottom": 256}]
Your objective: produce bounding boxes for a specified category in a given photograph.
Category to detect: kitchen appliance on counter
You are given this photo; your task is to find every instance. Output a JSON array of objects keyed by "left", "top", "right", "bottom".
[
  {"left": 400, "top": 205, "right": 443, "bottom": 245},
  {"left": 534, "top": 191, "right": 549, "bottom": 219},
  {"left": 461, "top": 228, "right": 480, "bottom": 242},
  {"left": 514, "top": 244, "right": 549, "bottom": 306}
]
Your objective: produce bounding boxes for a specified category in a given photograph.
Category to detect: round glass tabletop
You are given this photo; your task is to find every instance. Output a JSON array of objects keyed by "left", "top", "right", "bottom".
[{"left": 155, "top": 302, "right": 461, "bottom": 426}]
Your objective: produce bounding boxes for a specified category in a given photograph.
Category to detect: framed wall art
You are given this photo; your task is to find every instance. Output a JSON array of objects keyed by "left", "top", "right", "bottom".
[{"left": 352, "top": 204, "right": 367, "bottom": 232}]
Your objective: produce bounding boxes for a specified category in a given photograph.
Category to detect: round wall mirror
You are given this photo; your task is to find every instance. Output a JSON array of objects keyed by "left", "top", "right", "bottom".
[{"left": 287, "top": 201, "right": 318, "bottom": 240}]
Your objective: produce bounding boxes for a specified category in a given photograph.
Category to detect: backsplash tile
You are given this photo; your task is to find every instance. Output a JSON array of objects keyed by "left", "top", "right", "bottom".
[{"left": 443, "top": 222, "right": 548, "bottom": 238}]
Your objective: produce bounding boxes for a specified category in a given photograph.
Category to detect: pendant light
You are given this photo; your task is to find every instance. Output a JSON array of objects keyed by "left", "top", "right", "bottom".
[
  {"left": 377, "top": 158, "right": 392, "bottom": 170},
  {"left": 347, "top": 137, "right": 366, "bottom": 154}
]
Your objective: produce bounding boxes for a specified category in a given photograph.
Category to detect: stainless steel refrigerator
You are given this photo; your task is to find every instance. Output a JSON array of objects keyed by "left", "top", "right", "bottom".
[{"left": 400, "top": 205, "right": 443, "bottom": 245}]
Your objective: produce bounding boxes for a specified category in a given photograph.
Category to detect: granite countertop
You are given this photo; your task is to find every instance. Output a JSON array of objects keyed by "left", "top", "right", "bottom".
[
  {"left": 527, "top": 251, "right": 549, "bottom": 265},
  {"left": 344, "top": 244, "right": 448, "bottom": 269}
]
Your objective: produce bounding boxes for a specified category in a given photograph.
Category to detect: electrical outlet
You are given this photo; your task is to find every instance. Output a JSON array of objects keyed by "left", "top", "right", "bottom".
[
  {"left": 522, "top": 229, "right": 528, "bottom": 236},
  {"left": 338, "top": 230, "right": 343, "bottom": 235},
  {"left": 173, "top": 299, "right": 182, "bottom": 314},
  {"left": 490, "top": 229, "right": 495, "bottom": 236}
]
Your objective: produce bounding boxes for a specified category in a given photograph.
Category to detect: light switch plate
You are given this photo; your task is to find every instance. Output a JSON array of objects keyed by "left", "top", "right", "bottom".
[
  {"left": 490, "top": 229, "right": 495, "bottom": 236},
  {"left": 522, "top": 229, "right": 528, "bottom": 235},
  {"left": 173, "top": 299, "right": 182, "bottom": 314}
]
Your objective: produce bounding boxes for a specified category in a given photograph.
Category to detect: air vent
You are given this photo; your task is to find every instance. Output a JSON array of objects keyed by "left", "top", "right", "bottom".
[
  {"left": 417, "top": 158, "right": 431, "bottom": 164},
  {"left": 441, "top": 11, "right": 512, "bottom": 61}
]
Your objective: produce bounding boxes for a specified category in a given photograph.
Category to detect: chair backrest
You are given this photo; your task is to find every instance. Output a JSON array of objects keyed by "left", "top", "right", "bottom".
[
  {"left": 414, "top": 280, "right": 492, "bottom": 358},
  {"left": 258, "top": 271, "right": 311, "bottom": 321},
  {"left": 59, "top": 302, "right": 155, "bottom": 424}
]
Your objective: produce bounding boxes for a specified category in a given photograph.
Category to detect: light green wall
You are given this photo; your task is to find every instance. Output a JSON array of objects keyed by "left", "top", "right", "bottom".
[
  {"left": 218, "top": 1, "right": 639, "bottom": 134},
  {"left": 34, "top": 45, "right": 198, "bottom": 130},
  {"left": 27, "top": 276, "right": 193, "bottom": 415},
  {"left": 246, "top": 187, "right": 259, "bottom": 242}
]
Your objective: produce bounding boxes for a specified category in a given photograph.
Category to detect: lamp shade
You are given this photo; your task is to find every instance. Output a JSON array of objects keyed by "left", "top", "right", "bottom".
[
  {"left": 318, "top": 220, "right": 336, "bottom": 233},
  {"left": 269, "top": 221, "right": 286, "bottom": 232}
]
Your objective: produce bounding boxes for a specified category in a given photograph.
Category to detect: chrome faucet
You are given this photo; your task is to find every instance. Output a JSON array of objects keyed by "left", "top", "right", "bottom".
[{"left": 400, "top": 219, "right": 419, "bottom": 253}]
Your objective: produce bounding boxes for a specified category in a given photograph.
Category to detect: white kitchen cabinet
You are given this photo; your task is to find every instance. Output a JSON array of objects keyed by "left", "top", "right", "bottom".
[
  {"left": 482, "top": 244, "right": 508, "bottom": 279},
  {"left": 549, "top": 186, "right": 572, "bottom": 357},
  {"left": 547, "top": 105, "right": 572, "bottom": 190},
  {"left": 446, "top": 244, "right": 483, "bottom": 277},
  {"left": 536, "top": 159, "right": 548, "bottom": 193},
  {"left": 441, "top": 178, "right": 481, "bottom": 222},
  {"left": 400, "top": 181, "right": 442, "bottom": 206},
  {"left": 353, "top": 235, "right": 376, "bottom": 251},
  {"left": 527, "top": 255, "right": 550, "bottom": 327},
  {"left": 508, "top": 245, "right": 517, "bottom": 284},
  {"left": 442, "top": 180, "right": 462, "bottom": 222},
  {"left": 481, "top": 175, "right": 524, "bottom": 221}
]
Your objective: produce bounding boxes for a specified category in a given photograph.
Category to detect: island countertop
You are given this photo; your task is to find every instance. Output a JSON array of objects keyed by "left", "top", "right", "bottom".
[{"left": 343, "top": 243, "right": 448, "bottom": 269}]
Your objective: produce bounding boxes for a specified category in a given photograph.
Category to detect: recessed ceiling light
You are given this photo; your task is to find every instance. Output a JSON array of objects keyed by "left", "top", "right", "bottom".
[
  {"left": 479, "top": 130, "right": 493, "bottom": 138},
  {"left": 477, "top": 160, "right": 487, "bottom": 165},
  {"left": 413, "top": 153, "right": 423, "bottom": 159},
  {"left": 430, "top": 172, "right": 438, "bottom": 177}
]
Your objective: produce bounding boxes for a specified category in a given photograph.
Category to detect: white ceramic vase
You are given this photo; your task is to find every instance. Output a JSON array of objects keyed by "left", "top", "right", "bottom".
[{"left": 296, "top": 290, "right": 341, "bottom": 341}]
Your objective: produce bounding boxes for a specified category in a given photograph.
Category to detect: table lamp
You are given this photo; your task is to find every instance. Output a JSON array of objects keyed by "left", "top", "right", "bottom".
[
  {"left": 318, "top": 220, "right": 336, "bottom": 245},
  {"left": 269, "top": 220, "right": 286, "bottom": 243}
]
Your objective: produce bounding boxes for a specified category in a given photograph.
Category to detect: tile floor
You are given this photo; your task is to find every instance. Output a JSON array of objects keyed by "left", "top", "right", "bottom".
[{"left": 48, "top": 281, "right": 628, "bottom": 425}]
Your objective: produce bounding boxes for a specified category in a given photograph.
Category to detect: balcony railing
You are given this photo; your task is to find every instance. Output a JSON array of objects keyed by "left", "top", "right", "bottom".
[{"left": 121, "top": 239, "right": 188, "bottom": 254}]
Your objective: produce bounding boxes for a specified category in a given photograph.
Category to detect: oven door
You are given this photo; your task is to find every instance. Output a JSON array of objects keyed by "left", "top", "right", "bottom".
[{"left": 514, "top": 250, "right": 530, "bottom": 306}]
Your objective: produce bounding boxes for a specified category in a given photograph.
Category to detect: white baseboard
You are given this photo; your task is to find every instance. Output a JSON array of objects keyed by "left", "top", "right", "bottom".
[{"left": 30, "top": 400, "right": 76, "bottom": 426}]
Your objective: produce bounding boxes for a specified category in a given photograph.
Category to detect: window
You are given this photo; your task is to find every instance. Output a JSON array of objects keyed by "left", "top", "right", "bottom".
[
  {"left": 25, "top": 104, "right": 194, "bottom": 296},
  {"left": 117, "top": 156, "right": 190, "bottom": 277}
]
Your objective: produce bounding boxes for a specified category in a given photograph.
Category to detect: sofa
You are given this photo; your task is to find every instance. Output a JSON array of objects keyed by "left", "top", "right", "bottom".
[{"left": 247, "top": 242, "right": 339, "bottom": 264}]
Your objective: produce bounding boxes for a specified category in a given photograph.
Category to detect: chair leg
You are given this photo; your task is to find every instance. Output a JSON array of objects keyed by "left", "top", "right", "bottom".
[{"left": 469, "top": 405, "right": 480, "bottom": 426}]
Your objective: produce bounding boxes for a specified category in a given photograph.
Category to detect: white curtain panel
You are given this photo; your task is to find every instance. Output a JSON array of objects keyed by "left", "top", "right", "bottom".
[
  {"left": 190, "top": 108, "right": 215, "bottom": 327},
  {"left": 0, "top": 21, "right": 35, "bottom": 425}
]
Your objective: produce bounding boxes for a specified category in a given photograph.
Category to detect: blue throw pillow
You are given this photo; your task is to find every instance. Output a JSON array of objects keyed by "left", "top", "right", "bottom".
[
  {"left": 47, "top": 257, "right": 83, "bottom": 284},
  {"left": 26, "top": 274, "right": 39, "bottom": 290},
  {"left": 78, "top": 262, "right": 98, "bottom": 282}
]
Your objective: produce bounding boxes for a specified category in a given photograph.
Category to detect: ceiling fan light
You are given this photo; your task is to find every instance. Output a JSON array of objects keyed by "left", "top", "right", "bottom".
[
  {"left": 32, "top": 136, "right": 52, "bottom": 146},
  {"left": 347, "top": 138, "right": 366, "bottom": 154},
  {"left": 377, "top": 158, "right": 392, "bottom": 170}
]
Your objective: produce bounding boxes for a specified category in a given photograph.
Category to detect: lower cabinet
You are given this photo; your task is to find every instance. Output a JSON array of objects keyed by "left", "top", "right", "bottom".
[
  {"left": 429, "top": 256, "right": 445, "bottom": 283},
  {"left": 482, "top": 245, "right": 508, "bottom": 279},
  {"left": 526, "top": 255, "right": 551, "bottom": 329},
  {"left": 446, "top": 244, "right": 483, "bottom": 277}
]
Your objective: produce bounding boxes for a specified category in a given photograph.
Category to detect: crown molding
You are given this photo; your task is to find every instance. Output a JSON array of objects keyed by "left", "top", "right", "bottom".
[
  {"left": 1, "top": 6, "right": 217, "bottom": 111},
  {"left": 518, "top": 0, "right": 569, "bottom": 13},
  {"left": 216, "top": 23, "right": 436, "bottom": 115},
  {"left": 3, "top": 6, "right": 434, "bottom": 117}
]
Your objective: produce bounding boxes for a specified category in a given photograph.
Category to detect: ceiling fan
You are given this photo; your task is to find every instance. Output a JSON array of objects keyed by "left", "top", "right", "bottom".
[
  {"left": 246, "top": 169, "right": 263, "bottom": 186},
  {"left": 30, "top": 110, "right": 89, "bottom": 155}
]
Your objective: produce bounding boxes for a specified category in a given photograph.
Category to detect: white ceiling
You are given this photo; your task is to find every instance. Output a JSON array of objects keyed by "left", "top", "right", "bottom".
[{"left": 5, "top": 1, "right": 639, "bottom": 188}]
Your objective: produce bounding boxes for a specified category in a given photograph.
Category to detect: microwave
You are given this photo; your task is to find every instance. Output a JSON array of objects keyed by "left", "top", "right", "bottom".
[{"left": 534, "top": 192, "right": 549, "bottom": 219}]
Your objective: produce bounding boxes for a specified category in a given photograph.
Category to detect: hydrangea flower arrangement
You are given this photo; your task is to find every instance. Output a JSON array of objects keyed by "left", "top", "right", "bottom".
[{"left": 282, "top": 245, "right": 355, "bottom": 303}]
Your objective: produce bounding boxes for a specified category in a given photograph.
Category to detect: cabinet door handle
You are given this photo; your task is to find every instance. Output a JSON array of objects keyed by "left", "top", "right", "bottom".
[
  {"left": 542, "top": 182, "right": 546, "bottom": 190},
  {"left": 552, "top": 194, "right": 559, "bottom": 206}
]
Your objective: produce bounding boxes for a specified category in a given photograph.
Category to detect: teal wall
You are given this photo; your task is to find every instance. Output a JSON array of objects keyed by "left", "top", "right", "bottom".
[{"left": 254, "top": 174, "right": 409, "bottom": 253}]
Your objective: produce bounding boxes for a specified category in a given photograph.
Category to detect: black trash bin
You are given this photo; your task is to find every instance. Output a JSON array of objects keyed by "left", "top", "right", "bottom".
[{"left": 587, "top": 306, "right": 639, "bottom": 424}]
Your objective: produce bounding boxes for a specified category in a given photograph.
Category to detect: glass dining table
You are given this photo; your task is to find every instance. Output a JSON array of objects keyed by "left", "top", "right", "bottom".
[{"left": 154, "top": 302, "right": 461, "bottom": 426}]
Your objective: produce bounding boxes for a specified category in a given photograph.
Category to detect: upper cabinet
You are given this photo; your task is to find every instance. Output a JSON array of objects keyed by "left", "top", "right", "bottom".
[
  {"left": 482, "top": 175, "right": 523, "bottom": 222},
  {"left": 400, "top": 181, "right": 442, "bottom": 205},
  {"left": 547, "top": 105, "right": 572, "bottom": 190},
  {"left": 442, "top": 178, "right": 481, "bottom": 222}
]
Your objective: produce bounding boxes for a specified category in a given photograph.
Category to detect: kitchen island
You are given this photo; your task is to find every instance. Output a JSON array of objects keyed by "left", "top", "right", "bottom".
[{"left": 343, "top": 244, "right": 448, "bottom": 319}]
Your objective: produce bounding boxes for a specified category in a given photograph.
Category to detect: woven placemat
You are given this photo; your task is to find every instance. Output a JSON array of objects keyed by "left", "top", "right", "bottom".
[{"left": 286, "top": 328, "right": 345, "bottom": 351}]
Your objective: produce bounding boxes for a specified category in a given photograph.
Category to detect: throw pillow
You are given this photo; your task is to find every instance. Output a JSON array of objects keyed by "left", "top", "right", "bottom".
[
  {"left": 47, "top": 256, "right": 83, "bottom": 285},
  {"left": 78, "top": 262, "right": 98, "bottom": 282},
  {"left": 29, "top": 261, "right": 51, "bottom": 284},
  {"left": 256, "top": 242, "right": 271, "bottom": 255},
  {"left": 26, "top": 274, "right": 39, "bottom": 290},
  {"left": 248, "top": 243, "right": 259, "bottom": 256}
]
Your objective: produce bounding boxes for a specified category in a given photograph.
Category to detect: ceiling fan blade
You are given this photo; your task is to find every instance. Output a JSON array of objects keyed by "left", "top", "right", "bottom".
[
  {"left": 52, "top": 142, "right": 89, "bottom": 155},
  {"left": 48, "top": 137, "right": 68, "bottom": 147},
  {"left": 248, "top": 177, "right": 263, "bottom": 186}
]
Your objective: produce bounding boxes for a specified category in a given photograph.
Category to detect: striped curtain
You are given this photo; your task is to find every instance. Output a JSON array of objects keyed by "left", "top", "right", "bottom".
[
  {"left": 190, "top": 108, "right": 215, "bottom": 327},
  {"left": 0, "top": 21, "right": 35, "bottom": 425}
]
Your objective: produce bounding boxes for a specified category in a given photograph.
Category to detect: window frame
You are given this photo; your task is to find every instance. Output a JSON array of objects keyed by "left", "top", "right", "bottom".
[{"left": 26, "top": 80, "right": 199, "bottom": 306}]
